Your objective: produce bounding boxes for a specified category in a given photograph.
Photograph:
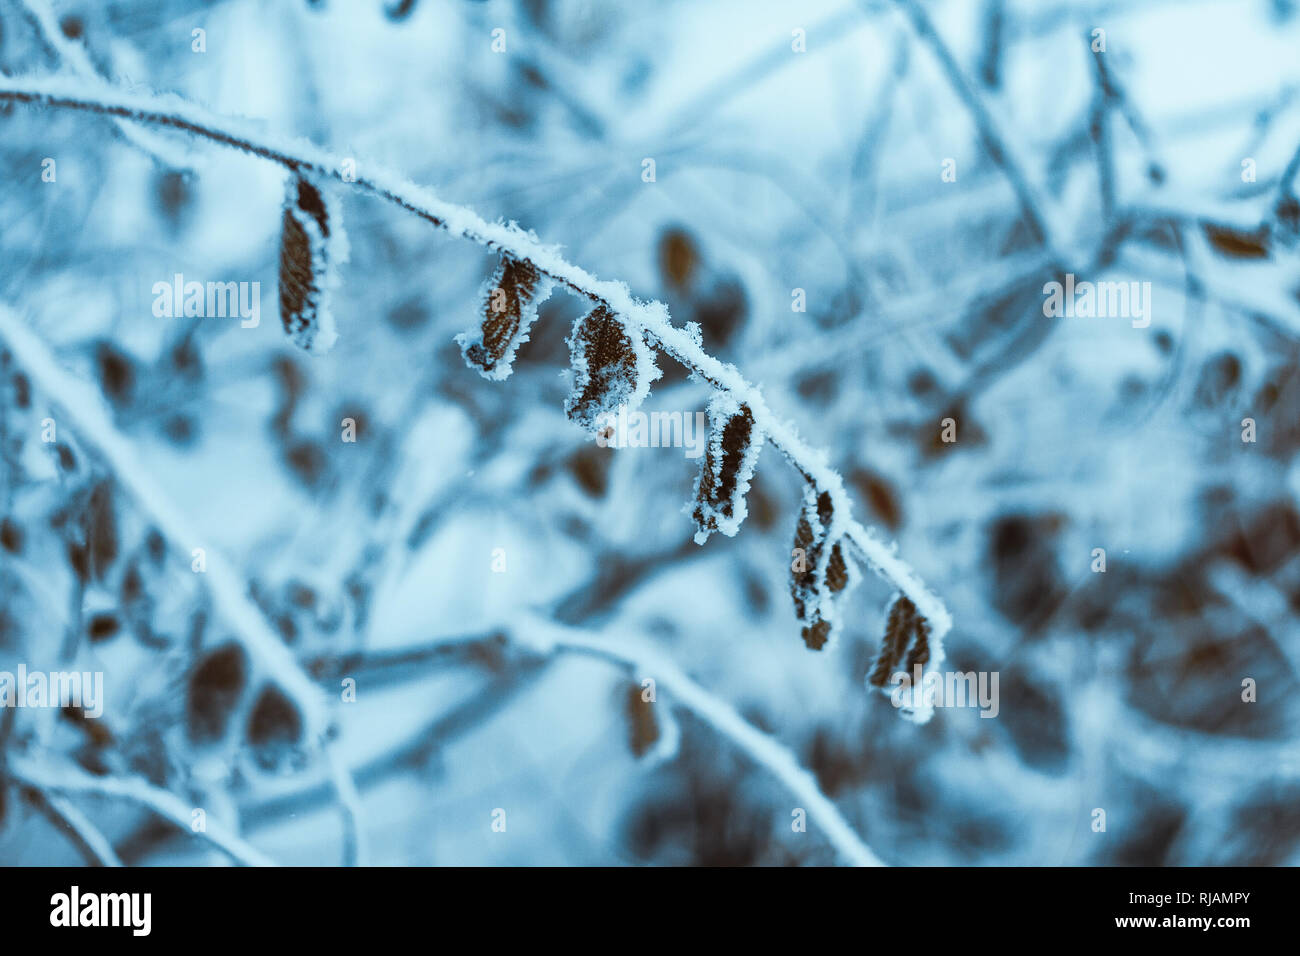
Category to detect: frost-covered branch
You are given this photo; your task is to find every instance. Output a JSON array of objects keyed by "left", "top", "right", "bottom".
[
  {"left": 0, "top": 73, "right": 954, "bottom": 657},
  {"left": 132, "top": 617, "right": 879, "bottom": 865},
  {"left": 20, "top": 783, "right": 124, "bottom": 866},
  {"left": 0, "top": 303, "right": 328, "bottom": 738},
  {"left": 7, "top": 751, "right": 277, "bottom": 866},
  {"left": 411, "top": 620, "right": 885, "bottom": 866},
  {"left": 530, "top": 626, "right": 883, "bottom": 866},
  {"left": 325, "top": 743, "right": 367, "bottom": 867},
  {"left": 13, "top": 0, "right": 196, "bottom": 170}
]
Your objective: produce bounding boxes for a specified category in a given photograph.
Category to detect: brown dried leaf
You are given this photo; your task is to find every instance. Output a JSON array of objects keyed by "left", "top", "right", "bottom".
[
  {"left": 625, "top": 683, "right": 661, "bottom": 758},
  {"left": 868, "top": 594, "right": 932, "bottom": 688},
  {"left": 458, "top": 255, "right": 553, "bottom": 380},
  {"left": 565, "top": 304, "right": 653, "bottom": 430},
  {"left": 789, "top": 488, "right": 855, "bottom": 650},
  {"left": 279, "top": 174, "right": 342, "bottom": 353},
  {"left": 1203, "top": 222, "right": 1270, "bottom": 260},
  {"left": 692, "top": 396, "right": 763, "bottom": 543}
]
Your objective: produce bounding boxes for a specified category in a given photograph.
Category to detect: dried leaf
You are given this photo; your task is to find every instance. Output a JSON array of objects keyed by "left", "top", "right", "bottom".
[
  {"left": 905, "top": 615, "right": 932, "bottom": 671},
  {"left": 75, "top": 479, "right": 116, "bottom": 583},
  {"left": 801, "top": 618, "right": 832, "bottom": 652},
  {"left": 87, "top": 613, "right": 120, "bottom": 642},
  {"left": 247, "top": 683, "right": 305, "bottom": 770},
  {"left": 186, "top": 643, "right": 248, "bottom": 744},
  {"left": 851, "top": 469, "right": 903, "bottom": 532},
  {"left": 626, "top": 683, "right": 660, "bottom": 758},
  {"left": 622, "top": 681, "right": 680, "bottom": 765},
  {"left": 279, "top": 174, "right": 346, "bottom": 353},
  {"left": 789, "top": 486, "right": 856, "bottom": 650},
  {"left": 94, "top": 341, "right": 136, "bottom": 407},
  {"left": 790, "top": 492, "right": 826, "bottom": 615},
  {"left": 1203, "top": 222, "right": 1270, "bottom": 260},
  {"left": 869, "top": 594, "right": 917, "bottom": 688},
  {"left": 691, "top": 395, "right": 763, "bottom": 544},
  {"left": 456, "top": 254, "right": 554, "bottom": 380},
  {"left": 658, "top": 227, "right": 698, "bottom": 290},
  {"left": 0, "top": 517, "right": 22, "bottom": 555},
  {"left": 564, "top": 304, "right": 659, "bottom": 431},
  {"left": 868, "top": 594, "right": 934, "bottom": 691}
]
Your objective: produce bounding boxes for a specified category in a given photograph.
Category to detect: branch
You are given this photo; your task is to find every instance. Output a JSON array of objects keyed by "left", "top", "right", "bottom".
[
  {"left": 7, "top": 751, "right": 277, "bottom": 866},
  {"left": 0, "top": 73, "right": 953, "bottom": 645},
  {"left": 13, "top": 0, "right": 196, "bottom": 170},
  {"left": 888, "top": 0, "right": 1059, "bottom": 255},
  {"left": 124, "top": 620, "right": 883, "bottom": 865},
  {"left": 1277, "top": 136, "right": 1300, "bottom": 227},
  {"left": 1087, "top": 45, "right": 1117, "bottom": 219},
  {"left": 0, "top": 303, "right": 328, "bottom": 738},
  {"left": 20, "top": 782, "right": 124, "bottom": 866},
  {"left": 431, "top": 620, "right": 886, "bottom": 866},
  {"left": 120, "top": 669, "right": 545, "bottom": 864},
  {"left": 325, "top": 743, "right": 367, "bottom": 867}
]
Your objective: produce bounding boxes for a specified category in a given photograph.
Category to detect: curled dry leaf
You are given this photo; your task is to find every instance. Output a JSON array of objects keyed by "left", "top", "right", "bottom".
[
  {"left": 867, "top": 593, "right": 940, "bottom": 723},
  {"left": 868, "top": 594, "right": 932, "bottom": 688},
  {"left": 279, "top": 173, "right": 346, "bottom": 354},
  {"left": 789, "top": 486, "right": 854, "bottom": 651},
  {"left": 456, "top": 254, "right": 554, "bottom": 380},
  {"left": 247, "top": 683, "right": 305, "bottom": 771},
  {"left": 564, "top": 304, "right": 659, "bottom": 431},
  {"left": 691, "top": 394, "right": 763, "bottom": 544},
  {"left": 622, "top": 681, "right": 680, "bottom": 766},
  {"left": 186, "top": 643, "right": 248, "bottom": 744},
  {"left": 1202, "top": 222, "right": 1270, "bottom": 260}
]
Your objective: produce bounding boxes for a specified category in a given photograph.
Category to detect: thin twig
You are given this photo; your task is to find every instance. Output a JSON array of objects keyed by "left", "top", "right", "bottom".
[
  {"left": 888, "top": 0, "right": 1058, "bottom": 253},
  {"left": 1282, "top": 139, "right": 1300, "bottom": 196},
  {"left": 325, "top": 743, "right": 367, "bottom": 866},
  {"left": 977, "top": 0, "right": 1005, "bottom": 90},
  {"left": 118, "top": 669, "right": 544, "bottom": 863},
  {"left": 1088, "top": 45, "right": 1117, "bottom": 219},
  {"left": 8, "top": 751, "right": 277, "bottom": 866},
  {"left": 21, "top": 783, "right": 124, "bottom": 866},
  {"left": 118, "top": 616, "right": 884, "bottom": 866},
  {"left": 476, "top": 619, "right": 884, "bottom": 866},
  {"left": 13, "top": 0, "right": 195, "bottom": 170}
]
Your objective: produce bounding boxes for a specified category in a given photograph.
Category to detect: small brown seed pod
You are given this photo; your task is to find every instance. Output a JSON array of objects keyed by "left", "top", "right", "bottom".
[
  {"left": 564, "top": 304, "right": 658, "bottom": 432},
  {"left": 279, "top": 173, "right": 345, "bottom": 353},
  {"left": 457, "top": 254, "right": 554, "bottom": 380},
  {"left": 868, "top": 593, "right": 932, "bottom": 688},
  {"left": 691, "top": 395, "right": 763, "bottom": 544},
  {"left": 789, "top": 487, "right": 856, "bottom": 650}
]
